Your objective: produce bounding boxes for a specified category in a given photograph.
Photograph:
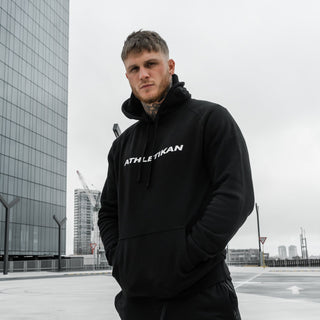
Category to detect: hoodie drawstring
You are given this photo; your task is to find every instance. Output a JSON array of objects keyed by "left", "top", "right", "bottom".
[
  {"left": 136, "top": 122, "right": 150, "bottom": 183},
  {"left": 160, "top": 302, "right": 167, "bottom": 320},
  {"left": 146, "top": 118, "right": 159, "bottom": 188},
  {"left": 136, "top": 118, "right": 159, "bottom": 189}
]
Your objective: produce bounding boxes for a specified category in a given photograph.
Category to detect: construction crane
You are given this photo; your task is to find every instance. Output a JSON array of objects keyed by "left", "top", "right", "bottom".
[{"left": 76, "top": 170, "right": 101, "bottom": 212}]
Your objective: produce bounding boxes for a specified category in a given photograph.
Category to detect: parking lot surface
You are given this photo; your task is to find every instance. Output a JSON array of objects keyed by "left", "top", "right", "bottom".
[{"left": 0, "top": 267, "right": 319, "bottom": 319}]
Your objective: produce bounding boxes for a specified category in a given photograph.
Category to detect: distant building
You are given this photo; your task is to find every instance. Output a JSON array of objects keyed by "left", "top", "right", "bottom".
[
  {"left": 73, "top": 189, "right": 102, "bottom": 255},
  {"left": 0, "top": 0, "right": 69, "bottom": 258},
  {"left": 227, "top": 249, "right": 263, "bottom": 265},
  {"left": 288, "top": 245, "right": 298, "bottom": 259},
  {"left": 278, "top": 246, "right": 288, "bottom": 259}
]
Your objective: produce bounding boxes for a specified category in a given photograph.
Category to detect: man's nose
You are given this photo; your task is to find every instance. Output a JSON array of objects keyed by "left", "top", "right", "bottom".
[{"left": 139, "top": 67, "right": 149, "bottom": 80}]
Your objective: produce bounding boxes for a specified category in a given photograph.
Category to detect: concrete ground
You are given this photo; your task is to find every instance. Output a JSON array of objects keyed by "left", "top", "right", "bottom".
[
  {"left": 232, "top": 266, "right": 320, "bottom": 320},
  {"left": 0, "top": 266, "right": 319, "bottom": 319}
]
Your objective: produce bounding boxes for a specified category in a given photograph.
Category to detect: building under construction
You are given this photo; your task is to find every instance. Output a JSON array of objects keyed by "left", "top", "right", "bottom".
[{"left": 73, "top": 189, "right": 102, "bottom": 255}]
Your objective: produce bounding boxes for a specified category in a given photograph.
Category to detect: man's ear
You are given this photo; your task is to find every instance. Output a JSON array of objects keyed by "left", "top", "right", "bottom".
[
  {"left": 168, "top": 59, "right": 175, "bottom": 75},
  {"left": 125, "top": 73, "right": 128, "bottom": 79}
]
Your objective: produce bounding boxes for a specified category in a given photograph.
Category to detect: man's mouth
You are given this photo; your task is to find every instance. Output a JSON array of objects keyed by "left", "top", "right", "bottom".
[{"left": 140, "top": 83, "right": 154, "bottom": 89}]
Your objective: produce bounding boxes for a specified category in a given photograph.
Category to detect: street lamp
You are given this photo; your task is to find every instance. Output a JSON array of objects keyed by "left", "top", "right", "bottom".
[
  {"left": 53, "top": 215, "right": 67, "bottom": 271},
  {"left": 0, "top": 194, "right": 20, "bottom": 275}
]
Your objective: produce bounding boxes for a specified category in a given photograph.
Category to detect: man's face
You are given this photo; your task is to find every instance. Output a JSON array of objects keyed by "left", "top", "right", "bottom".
[{"left": 124, "top": 50, "right": 175, "bottom": 104}]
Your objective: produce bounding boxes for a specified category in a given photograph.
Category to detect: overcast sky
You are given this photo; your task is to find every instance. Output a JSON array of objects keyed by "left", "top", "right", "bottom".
[{"left": 66, "top": 0, "right": 320, "bottom": 256}]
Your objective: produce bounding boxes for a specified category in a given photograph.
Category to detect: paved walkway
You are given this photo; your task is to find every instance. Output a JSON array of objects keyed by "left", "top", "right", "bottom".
[{"left": 0, "top": 267, "right": 319, "bottom": 319}]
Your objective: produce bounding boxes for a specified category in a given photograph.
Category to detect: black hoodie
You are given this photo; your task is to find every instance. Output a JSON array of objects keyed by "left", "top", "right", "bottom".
[{"left": 98, "top": 74, "right": 254, "bottom": 299}]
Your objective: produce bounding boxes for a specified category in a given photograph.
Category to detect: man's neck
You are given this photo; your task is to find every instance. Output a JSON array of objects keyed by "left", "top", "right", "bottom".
[{"left": 141, "top": 79, "right": 172, "bottom": 120}]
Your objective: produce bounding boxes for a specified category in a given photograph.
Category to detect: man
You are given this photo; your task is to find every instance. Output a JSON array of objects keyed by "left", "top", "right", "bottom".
[{"left": 98, "top": 30, "right": 254, "bottom": 320}]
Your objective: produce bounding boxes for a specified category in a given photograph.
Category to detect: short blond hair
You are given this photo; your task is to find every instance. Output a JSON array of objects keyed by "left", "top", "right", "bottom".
[{"left": 121, "top": 30, "right": 169, "bottom": 61}]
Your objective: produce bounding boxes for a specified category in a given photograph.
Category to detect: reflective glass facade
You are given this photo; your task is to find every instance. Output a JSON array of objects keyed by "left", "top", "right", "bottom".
[{"left": 0, "top": 0, "right": 69, "bottom": 256}]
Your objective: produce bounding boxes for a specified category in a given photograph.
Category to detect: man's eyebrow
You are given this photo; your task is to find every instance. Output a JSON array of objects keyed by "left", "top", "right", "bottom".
[
  {"left": 127, "top": 63, "right": 138, "bottom": 71},
  {"left": 145, "top": 58, "right": 159, "bottom": 64}
]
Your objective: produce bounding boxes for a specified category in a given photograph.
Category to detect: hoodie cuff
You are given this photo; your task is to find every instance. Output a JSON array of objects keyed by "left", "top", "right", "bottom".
[{"left": 186, "top": 234, "right": 209, "bottom": 267}]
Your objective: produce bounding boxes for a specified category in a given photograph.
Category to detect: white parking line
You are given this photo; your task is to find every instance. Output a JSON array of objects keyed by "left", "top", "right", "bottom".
[{"left": 234, "top": 272, "right": 264, "bottom": 289}]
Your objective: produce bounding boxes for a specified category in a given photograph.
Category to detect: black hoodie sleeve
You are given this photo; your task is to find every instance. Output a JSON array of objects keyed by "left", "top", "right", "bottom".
[
  {"left": 98, "top": 144, "right": 119, "bottom": 266},
  {"left": 186, "top": 106, "right": 254, "bottom": 266}
]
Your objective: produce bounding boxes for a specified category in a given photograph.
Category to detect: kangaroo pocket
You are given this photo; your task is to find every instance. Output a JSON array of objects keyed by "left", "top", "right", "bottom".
[{"left": 112, "top": 226, "right": 195, "bottom": 298}]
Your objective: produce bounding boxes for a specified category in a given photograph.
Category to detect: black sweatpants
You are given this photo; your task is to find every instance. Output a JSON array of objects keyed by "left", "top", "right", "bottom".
[{"left": 115, "top": 278, "right": 241, "bottom": 320}]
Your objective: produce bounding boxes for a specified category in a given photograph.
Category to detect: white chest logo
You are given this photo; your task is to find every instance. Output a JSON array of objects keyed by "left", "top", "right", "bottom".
[{"left": 124, "top": 145, "right": 184, "bottom": 166}]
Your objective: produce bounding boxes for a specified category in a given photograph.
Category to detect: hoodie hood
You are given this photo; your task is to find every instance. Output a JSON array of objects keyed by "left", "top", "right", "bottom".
[{"left": 121, "top": 74, "right": 191, "bottom": 121}]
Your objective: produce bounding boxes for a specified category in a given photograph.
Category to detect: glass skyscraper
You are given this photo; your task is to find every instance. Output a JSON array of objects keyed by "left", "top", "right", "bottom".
[{"left": 0, "top": 0, "right": 69, "bottom": 257}]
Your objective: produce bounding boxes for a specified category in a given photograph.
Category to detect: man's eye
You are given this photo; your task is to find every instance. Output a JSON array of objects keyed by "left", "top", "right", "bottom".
[{"left": 130, "top": 67, "right": 138, "bottom": 73}]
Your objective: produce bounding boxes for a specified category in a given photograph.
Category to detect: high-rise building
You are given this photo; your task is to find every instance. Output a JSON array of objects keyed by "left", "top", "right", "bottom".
[
  {"left": 74, "top": 189, "right": 102, "bottom": 255},
  {"left": 278, "top": 245, "right": 287, "bottom": 259},
  {"left": 0, "top": 1, "right": 69, "bottom": 257},
  {"left": 288, "top": 245, "right": 298, "bottom": 259}
]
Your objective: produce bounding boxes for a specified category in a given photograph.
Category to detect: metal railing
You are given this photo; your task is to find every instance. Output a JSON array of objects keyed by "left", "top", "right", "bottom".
[
  {"left": 265, "top": 259, "right": 320, "bottom": 268},
  {"left": 0, "top": 259, "right": 111, "bottom": 273},
  {"left": 227, "top": 259, "right": 320, "bottom": 267}
]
